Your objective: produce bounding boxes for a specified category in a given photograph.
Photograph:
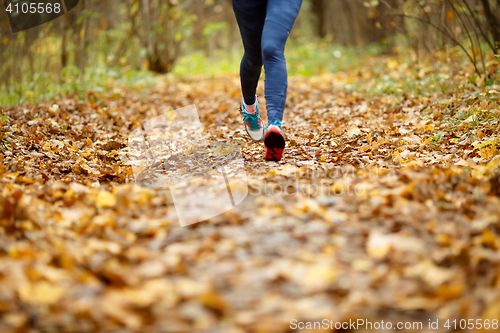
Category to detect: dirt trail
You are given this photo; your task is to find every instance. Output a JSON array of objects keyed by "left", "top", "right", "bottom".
[{"left": 1, "top": 74, "right": 500, "bottom": 332}]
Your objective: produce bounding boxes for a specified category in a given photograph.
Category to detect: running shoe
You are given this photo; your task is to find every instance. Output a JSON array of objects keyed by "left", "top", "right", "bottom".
[
  {"left": 264, "top": 121, "right": 285, "bottom": 161},
  {"left": 241, "top": 97, "right": 265, "bottom": 141}
]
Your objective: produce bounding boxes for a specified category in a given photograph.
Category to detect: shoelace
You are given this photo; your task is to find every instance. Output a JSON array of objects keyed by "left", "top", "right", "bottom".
[
  {"left": 242, "top": 104, "right": 261, "bottom": 130},
  {"left": 268, "top": 120, "right": 282, "bottom": 129}
]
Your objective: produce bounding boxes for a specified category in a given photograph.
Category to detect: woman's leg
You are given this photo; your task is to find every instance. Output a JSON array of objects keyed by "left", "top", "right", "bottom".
[
  {"left": 262, "top": 0, "right": 303, "bottom": 126},
  {"left": 232, "top": 0, "right": 268, "bottom": 106}
]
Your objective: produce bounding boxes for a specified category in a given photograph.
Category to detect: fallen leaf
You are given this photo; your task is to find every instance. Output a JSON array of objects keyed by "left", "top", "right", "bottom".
[
  {"left": 96, "top": 190, "right": 117, "bottom": 208},
  {"left": 18, "top": 282, "right": 64, "bottom": 305}
]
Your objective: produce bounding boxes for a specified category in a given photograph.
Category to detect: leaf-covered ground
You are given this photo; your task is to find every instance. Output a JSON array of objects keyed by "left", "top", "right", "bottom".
[{"left": 1, "top": 58, "right": 500, "bottom": 332}]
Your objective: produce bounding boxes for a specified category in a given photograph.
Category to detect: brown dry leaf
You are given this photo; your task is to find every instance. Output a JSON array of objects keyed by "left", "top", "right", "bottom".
[
  {"left": 2, "top": 312, "right": 27, "bottom": 328},
  {"left": 81, "top": 162, "right": 100, "bottom": 175},
  {"left": 347, "top": 125, "right": 362, "bottom": 137},
  {"left": 455, "top": 159, "right": 469, "bottom": 167},
  {"left": 102, "top": 292, "right": 142, "bottom": 330}
]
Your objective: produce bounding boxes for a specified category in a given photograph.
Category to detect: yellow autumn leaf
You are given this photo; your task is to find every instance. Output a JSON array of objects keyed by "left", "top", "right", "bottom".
[
  {"left": 305, "top": 265, "right": 337, "bottom": 284},
  {"left": 96, "top": 190, "right": 117, "bottom": 208},
  {"left": 166, "top": 112, "right": 177, "bottom": 120},
  {"left": 479, "top": 145, "right": 498, "bottom": 160},
  {"left": 367, "top": 233, "right": 392, "bottom": 259},
  {"left": 42, "top": 142, "right": 52, "bottom": 152},
  {"left": 18, "top": 282, "right": 64, "bottom": 305},
  {"left": 186, "top": 145, "right": 195, "bottom": 155},
  {"left": 358, "top": 144, "right": 371, "bottom": 152},
  {"left": 68, "top": 143, "right": 79, "bottom": 152},
  {"left": 199, "top": 290, "right": 226, "bottom": 311},
  {"left": 388, "top": 59, "right": 398, "bottom": 70},
  {"left": 213, "top": 144, "right": 234, "bottom": 156}
]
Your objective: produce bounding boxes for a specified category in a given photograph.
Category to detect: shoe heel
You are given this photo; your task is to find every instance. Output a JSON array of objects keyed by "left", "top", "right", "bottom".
[{"left": 264, "top": 127, "right": 285, "bottom": 161}]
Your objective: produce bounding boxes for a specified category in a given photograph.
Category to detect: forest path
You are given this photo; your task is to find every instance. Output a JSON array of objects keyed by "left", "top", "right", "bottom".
[{"left": 0, "top": 73, "right": 500, "bottom": 332}]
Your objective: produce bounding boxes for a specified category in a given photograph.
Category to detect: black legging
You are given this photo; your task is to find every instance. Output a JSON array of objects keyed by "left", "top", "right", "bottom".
[{"left": 232, "top": 0, "right": 302, "bottom": 125}]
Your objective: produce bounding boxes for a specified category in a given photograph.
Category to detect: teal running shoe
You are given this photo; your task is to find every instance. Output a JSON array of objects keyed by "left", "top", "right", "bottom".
[{"left": 241, "top": 97, "right": 265, "bottom": 141}]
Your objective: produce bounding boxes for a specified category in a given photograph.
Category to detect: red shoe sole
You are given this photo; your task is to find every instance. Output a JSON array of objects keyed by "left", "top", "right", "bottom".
[{"left": 264, "top": 127, "right": 285, "bottom": 161}]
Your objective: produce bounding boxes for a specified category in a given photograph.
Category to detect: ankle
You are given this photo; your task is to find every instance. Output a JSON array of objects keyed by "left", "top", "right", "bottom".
[
  {"left": 243, "top": 96, "right": 257, "bottom": 113},
  {"left": 244, "top": 102, "right": 256, "bottom": 114}
]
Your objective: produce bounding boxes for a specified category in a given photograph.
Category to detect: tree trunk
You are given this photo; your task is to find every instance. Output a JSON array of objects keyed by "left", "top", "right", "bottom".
[
  {"left": 61, "top": 15, "right": 68, "bottom": 69},
  {"left": 224, "top": 0, "right": 237, "bottom": 51},
  {"left": 112, "top": 0, "right": 139, "bottom": 67},
  {"left": 480, "top": 0, "right": 500, "bottom": 52},
  {"left": 312, "top": 0, "right": 327, "bottom": 38},
  {"left": 77, "top": 0, "right": 91, "bottom": 73}
]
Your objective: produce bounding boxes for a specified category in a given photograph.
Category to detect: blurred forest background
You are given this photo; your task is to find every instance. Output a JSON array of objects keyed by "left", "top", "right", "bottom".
[{"left": 2, "top": 0, "right": 500, "bottom": 105}]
